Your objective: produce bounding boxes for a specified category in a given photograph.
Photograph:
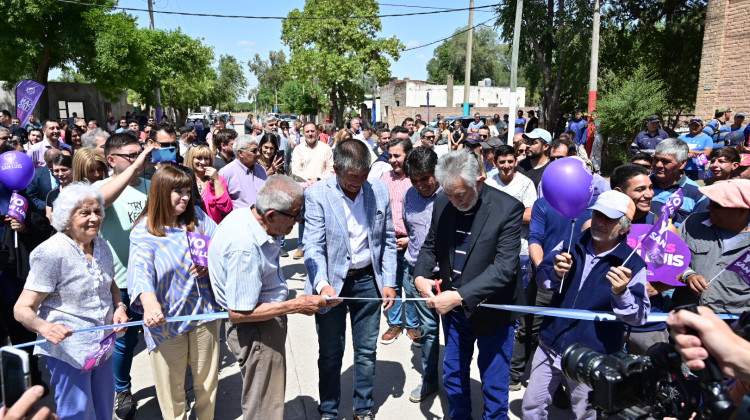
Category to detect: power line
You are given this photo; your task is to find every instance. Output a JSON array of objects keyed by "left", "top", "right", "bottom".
[
  {"left": 49, "top": 0, "right": 500, "bottom": 20},
  {"left": 402, "top": 17, "right": 496, "bottom": 51}
]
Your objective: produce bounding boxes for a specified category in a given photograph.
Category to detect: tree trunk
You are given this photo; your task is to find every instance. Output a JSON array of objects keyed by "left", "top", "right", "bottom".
[{"left": 35, "top": 46, "right": 53, "bottom": 120}]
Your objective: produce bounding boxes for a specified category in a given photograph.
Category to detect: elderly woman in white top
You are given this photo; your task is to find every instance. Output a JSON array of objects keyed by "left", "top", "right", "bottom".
[{"left": 14, "top": 183, "right": 128, "bottom": 420}]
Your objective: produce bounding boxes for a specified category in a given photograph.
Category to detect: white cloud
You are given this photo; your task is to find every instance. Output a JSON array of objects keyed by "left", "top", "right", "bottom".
[
  {"left": 405, "top": 40, "right": 420, "bottom": 48},
  {"left": 237, "top": 40, "right": 256, "bottom": 47},
  {"left": 416, "top": 54, "right": 426, "bottom": 59}
]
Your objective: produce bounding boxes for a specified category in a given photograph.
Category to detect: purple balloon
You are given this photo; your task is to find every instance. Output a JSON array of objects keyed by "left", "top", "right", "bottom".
[
  {"left": 541, "top": 157, "right": 594, "bottom": 219},
  {"left": 0, "top": 151, "right": 35, "bottom": 191}
]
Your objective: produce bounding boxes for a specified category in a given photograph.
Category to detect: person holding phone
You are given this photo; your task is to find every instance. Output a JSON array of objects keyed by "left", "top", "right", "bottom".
[
  {"left": 257, "top": 134, "right": 285, "bottom": 176},
  {"left": 14, "top": 183, "right": 129, "bottom": 420}
]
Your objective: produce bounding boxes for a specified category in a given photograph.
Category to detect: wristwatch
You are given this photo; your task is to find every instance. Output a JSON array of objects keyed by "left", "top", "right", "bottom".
[{"left": 116, "top": 302, "right": 128, "bottom": 310}]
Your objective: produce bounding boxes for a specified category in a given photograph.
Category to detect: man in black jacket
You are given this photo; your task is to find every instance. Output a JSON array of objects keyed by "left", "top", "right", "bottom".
[{"left": 414, "top": 150, "right": 525, "bottom": 420}]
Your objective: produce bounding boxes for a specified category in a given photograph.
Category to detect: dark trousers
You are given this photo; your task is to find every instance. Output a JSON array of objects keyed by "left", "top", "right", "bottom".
[
  {"left": 315, "top": 270, "right": 380, "bottom": 418},
  {"left": 510, "top": 283, "right": 553, "bottom": 383}
]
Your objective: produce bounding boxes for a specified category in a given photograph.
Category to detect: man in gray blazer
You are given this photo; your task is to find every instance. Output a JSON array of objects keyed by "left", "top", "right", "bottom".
[{"left": 303, "top": 139, "right": 397, "bottom": 420}]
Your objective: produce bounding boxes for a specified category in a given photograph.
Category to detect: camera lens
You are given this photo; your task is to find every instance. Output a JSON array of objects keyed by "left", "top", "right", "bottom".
[{"left": 562, "top": 344, "right": 605, "bottom": 388}]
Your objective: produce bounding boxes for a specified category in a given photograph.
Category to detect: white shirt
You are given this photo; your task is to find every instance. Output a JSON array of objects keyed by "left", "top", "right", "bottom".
[
  {"left": 339, "top": 184, "right": 371, "bottom": 269},
  {"left": 485, "top": 171, "right": 536, "bottom": 255}
]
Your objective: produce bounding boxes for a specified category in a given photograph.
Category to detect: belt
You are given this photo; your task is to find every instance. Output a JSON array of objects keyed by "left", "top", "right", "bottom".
[{"left": 346, "top": 264, "right": 373, "bottom": 278}]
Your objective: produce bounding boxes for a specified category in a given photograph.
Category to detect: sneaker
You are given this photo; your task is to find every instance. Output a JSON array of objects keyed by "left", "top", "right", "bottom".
[
  {"left": 114, "top": 389, "right": 137, "bottom": 420},
  {"left": 406, "top": 328, "right": 421, "bottom": 347},
  {"left": 409, "top": 381, "right": 438, "bottom": 402},
  {"left": 293, "top": 248, "right": 304, "bottom": 259},
  {"left": 509, "top": 380, "right": 522, "bottom": 392},
  {"left": 280, "top": 249, "right": 289, "bottom": 258},
  {"left": 353, "top": 412, "right": 375, "bottom": 420},
  {"left": 380, "top": 325, "right": 402, "bottom": 344},
  {"left": 552, "top": 383, "right": 571, "bottom": 409}
]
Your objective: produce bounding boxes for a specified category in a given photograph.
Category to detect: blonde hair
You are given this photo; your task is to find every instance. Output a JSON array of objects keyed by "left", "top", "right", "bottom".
[
  {"left": 184, "top": 144, "right": 214, "bottom": 171},
  {"left": 333, "top": 129, "right": 353, "bottom": 147},
  {"left": 72, "top": 148, "right": 109, "bottom": 183}
]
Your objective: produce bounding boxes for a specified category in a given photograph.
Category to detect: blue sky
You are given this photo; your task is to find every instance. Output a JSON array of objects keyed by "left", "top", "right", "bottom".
[{"left": 88, "top": 0, "right": 502, "bottom": 98}]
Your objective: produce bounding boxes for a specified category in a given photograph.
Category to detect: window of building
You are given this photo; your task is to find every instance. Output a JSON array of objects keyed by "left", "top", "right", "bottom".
[{"left": 58, "top": 101, "right": 85, "bottom": 120}]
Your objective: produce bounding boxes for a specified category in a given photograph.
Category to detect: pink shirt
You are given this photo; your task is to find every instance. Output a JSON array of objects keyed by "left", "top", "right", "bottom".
[{"left": 380, "top": 170, "right": 412, "bottom": 237}]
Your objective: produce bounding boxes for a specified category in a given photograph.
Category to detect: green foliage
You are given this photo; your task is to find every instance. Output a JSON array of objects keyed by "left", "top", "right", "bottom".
[
  {"left": 281, "top": 0, "right": 403, "bottom": 127},
  {"left": 248, "top": 51, "right": 288, "bottom": 92},
  {"left": 426, "top": 26, "right": 521, "bottom": 87},
  {"left": 278, "top": 80, "right": 326, "bottom": 115},
  {"left": 596, "top": 66, "right": 668, "bottom": 169},
  {"left": 51, "top": 70, "right": 91, "bottom": 83},
  {"left": 213, "top": 55, "right": 248, "bottom": 110}
]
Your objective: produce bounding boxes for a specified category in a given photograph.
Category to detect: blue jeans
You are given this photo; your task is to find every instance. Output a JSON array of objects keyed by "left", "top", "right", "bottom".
[
  {"left": 386, "top": 250, "right": 419, "bottom": 329},
  {"left": 113, "top": 289, "right": 142, "bottom": 393},
  {"left": 443, "top": 311, "right": 515, "bottom": 420},
  {"left": 297, "top": 203, "right": 306, "bottom": 249},
  {"left": 410, "top": 270, "right": 440, "bottom": 385},
  {"left": 46, "top": 355, "right": 114, "bottom": 420},
  {"left": 315, "top": 270, "right": 380, "bottom": 417}
]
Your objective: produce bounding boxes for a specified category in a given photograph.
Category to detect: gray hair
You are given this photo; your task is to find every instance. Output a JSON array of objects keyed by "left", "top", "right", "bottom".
[
  {"left": 0, "top": 127, "right": 9, "bottom": 135},
  {"left": 261, "top": 115, "right": 277, "bottom": 127},
  {"left": 421, "top": 127, "right": 435, "bottom": 137},
  {"left": 51, "top": 182, "right": 105, "bottom": 231},
  {"left": 435, "top": 150, "right": 481, "bottom": 191},
  {"left": 255, "top": 175, "right": 304, "bottom": 216},
  {"left": 333, "top": 139, "right": 370, "bottom": 173},
  {"left": 81, "top": 128, "right": 109, "bottom": 149},
  {"left": 619, "top": 215, "right": 632, "bottom": 231},
  {"left": 233, "top": 134, "right": 258, "bottom": 155},
  {"left": 654, "top": 138, "right": 688, "bottom": 163}
]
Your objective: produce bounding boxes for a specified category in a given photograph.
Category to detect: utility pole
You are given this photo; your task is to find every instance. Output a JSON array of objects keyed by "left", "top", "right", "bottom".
[
  {"left": 587, "top": 0, "right": 601, "bottom": 119},
  {"left": 148, "top": 0, "right": 163, "bottom": 123},
  {"left": 462, "top": 0, "right": 474, "bottom": 116},
  {"left": 508, "top": 0, "right": 523, "bottom": 145}
]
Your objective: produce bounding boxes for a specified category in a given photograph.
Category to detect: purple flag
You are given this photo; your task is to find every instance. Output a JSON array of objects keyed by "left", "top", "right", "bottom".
[
  {"left": 187, "top": 231, "right": 210, "bottom": 267},
  {"left": 726, "top": 249, "right": 750, "bottom": 287},
  {"left": 640, "top": 189, "right": 684, "bottom": 266},
  {"left": 7, "top": 192, "right": 28, "bottom": 224},
  {"left": 15, "top": 80, "right": 45, "bottom": 128},
  {"left": 82, "top": 331, "right": 117, "bottom": 372}
]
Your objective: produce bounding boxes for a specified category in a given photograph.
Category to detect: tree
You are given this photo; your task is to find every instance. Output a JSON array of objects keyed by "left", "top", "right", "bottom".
[
  {"left": 248, "top": 51, "right": 288, "bottom": 92},
  {"left": 281, "top": 0, "right": 403, "bottom": 127},
  {"left": 426, "top": 26, "right": 519, "bottom": 87},
  {"left": 2, "top": 0, "right": 140, "bottom": 118},
  {"left": 278, "top": 80, "right": 327, "bottom": 115},
  {"left": 212, "top": 55, "right": 248, "bottom": 111}
]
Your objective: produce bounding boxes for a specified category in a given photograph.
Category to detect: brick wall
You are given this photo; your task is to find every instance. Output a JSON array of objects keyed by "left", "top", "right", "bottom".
[
  {"left": 694, "top": 0, "right": 750, "bottom": 119},
  {"left": 385, "top": 106, "right": 536, "bottom": 128}
]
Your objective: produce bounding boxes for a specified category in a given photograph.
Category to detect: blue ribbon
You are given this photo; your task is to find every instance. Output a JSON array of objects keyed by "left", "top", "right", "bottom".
[{"left": 11, "top": 304, "right": 738, "bottom": 349}]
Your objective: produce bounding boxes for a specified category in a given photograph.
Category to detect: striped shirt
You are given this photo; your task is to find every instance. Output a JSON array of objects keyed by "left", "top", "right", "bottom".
[
  {"left": 127, "top": 207, "right": 221, "bottom": 352},
  {"left": 208, "top": 207, "right": 288, "bottom": 311},
  {"left": 380, "top": 170, "right": 412, "bottom": 237},
  {"left": 452, "top": 204, "right": 478, "bottom": 288}
]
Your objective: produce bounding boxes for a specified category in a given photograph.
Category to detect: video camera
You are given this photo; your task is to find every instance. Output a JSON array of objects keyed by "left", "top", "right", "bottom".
[{"left": 561, "top": 305, "right": 738, "bottom": 420}]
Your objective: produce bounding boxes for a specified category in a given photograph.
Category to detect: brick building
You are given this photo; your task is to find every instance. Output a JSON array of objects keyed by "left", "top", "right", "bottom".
[{"left": 694, "top": 0, "right": 750, "bottom": 120}]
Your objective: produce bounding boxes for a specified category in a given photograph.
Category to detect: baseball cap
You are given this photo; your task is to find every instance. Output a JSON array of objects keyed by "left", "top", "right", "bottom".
[
  {"left": 646, "top": 115, "right": 660, "bottom": 123},
  {"left": 699, "top": 179, "right": 750, "bottom": 209},
  {"left": 465, "top": 133, "right": 482, "bottom": 145},
  {"left": 737, "top": 112, "right": 746, "bottom": 118},
  {"left": 717, "top": 106, "right": 732, "bottom": 113},
  {"left": 480, "top": 136, "right": 504, "bottom": 149},
  {"left": 689, "top": 117, "right": 703, "bottom": 125},
  {"left": 588, "top": 190, "right": 636, "bottom": 221},
  {"left": 522, "top": 128, "right": 552, "bottom": 144}
]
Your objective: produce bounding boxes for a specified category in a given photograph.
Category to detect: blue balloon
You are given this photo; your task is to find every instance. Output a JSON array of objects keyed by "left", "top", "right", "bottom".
[
  {"left": 0, "top": 151, "right": 35, "bottom": 191},
  {"left": 541, "top": 157, "right": 594, "bottom": 219}
]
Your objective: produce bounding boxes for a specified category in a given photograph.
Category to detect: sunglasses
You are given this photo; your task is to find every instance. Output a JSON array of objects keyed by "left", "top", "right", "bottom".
[
  {"left": 158, "top": 142, "right": 178, "bottom": 148},
  {"left": 424, "top": 136, "right": 435, "bottom": 140}
]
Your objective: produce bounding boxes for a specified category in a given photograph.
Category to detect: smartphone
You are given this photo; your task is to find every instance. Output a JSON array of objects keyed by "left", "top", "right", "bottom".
[
  {"left": 276, "top": 150, "right": 285, "bottom": 161},
  {"left": 150, "top": 147, "right": 177, "bottom": 163},
  {"left": 1, "top": 346, "right": 30, "bottom": 407}
]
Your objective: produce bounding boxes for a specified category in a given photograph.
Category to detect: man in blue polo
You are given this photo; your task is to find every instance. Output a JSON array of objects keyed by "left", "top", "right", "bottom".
[
  {"left": 703, "top": 106, "right": 732, "bottom": 148},
  {"left": 631, "top": 115, "right": 669, "bottom": 155},
  {"left": 650, "top": 138, "right": 708, "bottom": 226}
]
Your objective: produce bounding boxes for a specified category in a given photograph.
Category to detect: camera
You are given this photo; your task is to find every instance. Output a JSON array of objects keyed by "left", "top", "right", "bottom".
[{"left": 562, "top": 342, "right": 735, "bottom": 419}]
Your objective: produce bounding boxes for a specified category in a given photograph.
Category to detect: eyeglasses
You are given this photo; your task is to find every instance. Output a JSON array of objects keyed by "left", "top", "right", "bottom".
[
  {"left": 158, "top": 142, "right": 177, "bottom": 148},
  {"left": 480, "top": 134, "right": 488, "bottom": 139},
  {"left": 111, "top": 151, "right": 142, "bottom": 161},
  {"left": 246, "top": 148, "right": 260, "bottom": 154},
  {"left": 424, "top": 136, "right": 435, "bottom": 140},
  {"left": 275, "top": 209, "right": 302, "bottom": 219},
  {"left": 0, "top": 136, "right": 10, "bottom": 140}
]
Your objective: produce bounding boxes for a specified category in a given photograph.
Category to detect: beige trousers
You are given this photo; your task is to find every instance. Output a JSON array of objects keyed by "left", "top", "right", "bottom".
[{"left": 149, "top": 320, "right": 221, "bottom": 420}]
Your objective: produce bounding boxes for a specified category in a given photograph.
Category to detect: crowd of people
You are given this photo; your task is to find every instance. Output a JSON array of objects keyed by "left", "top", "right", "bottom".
[{"left": 0, "top": 106, "right": 749, "bottom": 420}]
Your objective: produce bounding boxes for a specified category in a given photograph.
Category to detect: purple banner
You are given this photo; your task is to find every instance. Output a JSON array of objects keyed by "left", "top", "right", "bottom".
[
  {"left": 7, "top": 192, "right": 28, "bottom": 224},
  {"left": 82, "top": 331, "right": 116, "bottom": 372},
  {"left": 15, "top": 80, "right": 45, "bottom": 128},
  {"left": 187, "top": 231, "right": 210, "bottom": 267},
  {"left": 726, "top": 249, "right": 750, "bottom": 287},
  {"left": 627, "top": 224, "right": 691, "bottom": 286},
  {"left": 639, "top": 189, "right": 684, "bottom": 265}
]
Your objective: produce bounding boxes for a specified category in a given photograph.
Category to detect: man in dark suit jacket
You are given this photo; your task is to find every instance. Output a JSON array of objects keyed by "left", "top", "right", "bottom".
[
  {"left": 25, "top": 148, "right": 61, "bottom": 213},
  {"left": 414, "top": 150, "right": 525, "bottom": 420}
]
